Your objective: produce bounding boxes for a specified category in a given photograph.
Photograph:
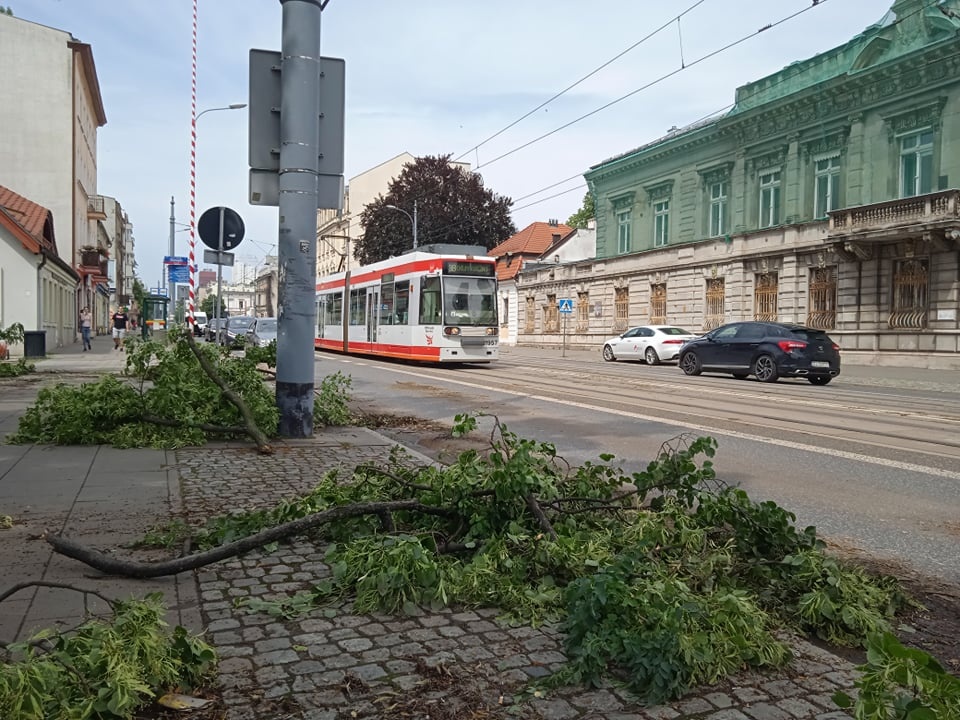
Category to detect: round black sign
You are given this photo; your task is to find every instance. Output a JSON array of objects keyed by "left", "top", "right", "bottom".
[{"left": 198, "top": 206, "right": 245, "bottom": 251}]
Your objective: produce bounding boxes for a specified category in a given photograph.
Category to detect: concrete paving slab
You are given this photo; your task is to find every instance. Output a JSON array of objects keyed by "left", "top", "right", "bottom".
[{"left": 90, "top": 447, "right": 168, "bottom": 473}]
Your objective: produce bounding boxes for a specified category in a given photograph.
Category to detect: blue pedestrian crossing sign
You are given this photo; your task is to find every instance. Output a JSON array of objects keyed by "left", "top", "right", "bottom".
[{"left": 558, "top": 298, "right": 574, "bottom": 314}]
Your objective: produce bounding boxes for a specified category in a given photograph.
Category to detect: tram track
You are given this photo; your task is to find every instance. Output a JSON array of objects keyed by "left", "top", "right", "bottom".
[{"left": 326, "top": 353, "right": 960, "bottom": 470}]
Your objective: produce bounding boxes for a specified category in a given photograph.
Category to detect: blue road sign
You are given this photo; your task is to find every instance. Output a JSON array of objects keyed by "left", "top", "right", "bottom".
[
  {"left": 163, "top": 256, "right": 189, "bottom": 265},
  {"left": 168, "top": 265, "right": 190, "bottom": 284},
  {"left": 558, "top": 298, "right": 574, "bottom": 314}
]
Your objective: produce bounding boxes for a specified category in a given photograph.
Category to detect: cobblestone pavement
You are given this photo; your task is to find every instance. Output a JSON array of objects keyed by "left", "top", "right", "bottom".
[{"left": 176, "top": 438, "right": 858, "bottom": 720}]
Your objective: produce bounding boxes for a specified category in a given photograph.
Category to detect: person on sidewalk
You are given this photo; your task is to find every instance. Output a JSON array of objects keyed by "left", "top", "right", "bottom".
[
  {"left": 111, "top": 306, "right": 129, "bottom": 351},
  {"left": 80, "top": 306, "right": 93, "bottom": 351}
]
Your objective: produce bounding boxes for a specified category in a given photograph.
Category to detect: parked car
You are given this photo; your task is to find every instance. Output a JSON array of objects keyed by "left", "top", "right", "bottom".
[
  {"left": 221, "top": 316, "right": 256, "bottom": 348},
  {"left": 677, "top": 321, "right": 841, "bottom": 385},
  {"left": 246, "top": 317, "right": 277, "bottom": 348},
  {"left": 602, "top": 325, "right": 699, "bottom": 365},
  {"left": 205, "top": 317, "right": 226, "bottom": 343},
  {"left": 192, "top": 311, "right": 208, "bottom": 337}
]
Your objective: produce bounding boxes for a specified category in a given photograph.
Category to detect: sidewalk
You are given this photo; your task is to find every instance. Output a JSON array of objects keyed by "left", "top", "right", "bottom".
[{"left": 0, "top": 340, "right": 863, "bottom": 719}]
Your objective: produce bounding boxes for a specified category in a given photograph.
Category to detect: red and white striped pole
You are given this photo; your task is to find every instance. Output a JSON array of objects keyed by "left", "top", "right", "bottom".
[{"left": 186, "top": 0, "right": 199, "bottom": 330}]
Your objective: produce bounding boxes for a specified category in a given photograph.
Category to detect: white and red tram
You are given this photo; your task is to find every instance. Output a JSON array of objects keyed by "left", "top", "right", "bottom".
[{"left": 315, "top": 249, "right": 499, "bottom": 362}]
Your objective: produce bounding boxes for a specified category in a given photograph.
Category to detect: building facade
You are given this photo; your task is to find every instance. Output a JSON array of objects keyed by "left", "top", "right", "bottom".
[
  {"left": 518, "top": 0, "right": 960, "bottom": 368},
  {"left": 0, "top": 14, "right": 110, "bottom": 334},
  {"left": 0, "top": 185, "right": 81, "bottom": 352}
]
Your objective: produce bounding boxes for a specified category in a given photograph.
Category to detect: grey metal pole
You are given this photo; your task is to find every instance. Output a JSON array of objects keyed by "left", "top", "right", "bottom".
[
  {"left": 168, "top": 196, "right": 175, "bottom": 315},
  {"left": 277, "top": 0, "right": 321, "bottom": 437},
  {"left": 413, "top": 199, "right": 418, "bottom": 249},
  {"left": 214, "top": 207, "right": 224, "bottom": 342}
]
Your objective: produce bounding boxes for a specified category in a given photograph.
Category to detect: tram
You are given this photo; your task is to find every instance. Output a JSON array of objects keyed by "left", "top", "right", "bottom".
[{"left": 315, "top": 245, "right": 499, "bottom": 362}]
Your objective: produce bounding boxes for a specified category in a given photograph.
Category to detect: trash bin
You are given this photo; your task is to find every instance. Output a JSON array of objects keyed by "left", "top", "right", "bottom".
[{"left": 23, "top": 330, "right": 46, "bottom": 358}]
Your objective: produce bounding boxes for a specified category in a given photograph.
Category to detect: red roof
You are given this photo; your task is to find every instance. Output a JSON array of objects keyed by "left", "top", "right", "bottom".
[
  {"left": 489, "top": 221, "right": 573, "bottom": 281},
  {"left": 0, "top": 184, "right": 57, "bottom": 255}
]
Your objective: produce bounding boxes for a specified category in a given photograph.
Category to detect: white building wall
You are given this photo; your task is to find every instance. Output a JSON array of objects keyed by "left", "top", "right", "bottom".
[{"left": 0, "top": 17, "right": 74, "bottom": 255}]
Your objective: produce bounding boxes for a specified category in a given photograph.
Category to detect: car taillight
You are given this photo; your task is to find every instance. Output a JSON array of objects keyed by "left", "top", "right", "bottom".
[
  {"left": 832, "top": 343, "right": 840, "bottom": 352},
  {"left": 777, "top": 340, "right": 807, "bottom": 352},
  {"left": 661, "top": 339, "right": 684, "bottom": 344}
]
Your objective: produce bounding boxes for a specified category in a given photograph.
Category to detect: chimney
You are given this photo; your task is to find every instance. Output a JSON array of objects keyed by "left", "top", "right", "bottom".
[{"left": 548, "top": 218, "right": 558, "bottom": 227}]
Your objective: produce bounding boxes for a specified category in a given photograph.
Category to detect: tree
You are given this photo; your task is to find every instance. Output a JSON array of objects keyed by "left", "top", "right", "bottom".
[
  {"left": 354, "top": 154, "right": 516, "bottom": 265},
  {"left": 566, "top": 191, "right": 595, "bottom": 229},
  {"left": 0, "top": 7, "right": 13, "bottom": 16},
  {"left": 200, "top": 294, "right": 225, "bottom": 317}
]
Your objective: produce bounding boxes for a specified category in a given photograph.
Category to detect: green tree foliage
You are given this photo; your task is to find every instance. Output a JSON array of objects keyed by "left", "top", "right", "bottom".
[
  {"left": 182, "top": 417, "right": 908, "bottom": 704},
  {"left": 566, "top": 191, "right": 595, "bottom": 229},
  {"left": 200, "top": 293, "right": 225, "bottom": 317},
  {"left": 131, "top": 278, "right": 147, "bottom": 313},
  {"left": 354, "top": 154, "right": 516, "bottom": 265},
  {"left": 0, "top": 7, "right": 13, "bottom": 17},
  {"left": 0, "top": 594, "right": 216, "bottom": 720}
]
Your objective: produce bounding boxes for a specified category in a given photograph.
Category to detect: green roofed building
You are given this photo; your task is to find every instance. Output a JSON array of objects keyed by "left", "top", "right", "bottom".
[{"left": 519, "top": 0, "right": 960, "bottom": 367}]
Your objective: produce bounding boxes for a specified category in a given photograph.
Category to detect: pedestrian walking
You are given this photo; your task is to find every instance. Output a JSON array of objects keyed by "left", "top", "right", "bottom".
[
  {"left": 80, "top": 306, "right": 93, "bottom": 351},
  {"left": 111, "top": 306, "right": 129, "bottom": 351}
]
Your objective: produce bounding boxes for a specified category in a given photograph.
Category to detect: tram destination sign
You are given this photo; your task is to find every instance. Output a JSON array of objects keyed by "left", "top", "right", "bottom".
[{"left": 442, "top": 261, "right": 495, "bottom": 277}]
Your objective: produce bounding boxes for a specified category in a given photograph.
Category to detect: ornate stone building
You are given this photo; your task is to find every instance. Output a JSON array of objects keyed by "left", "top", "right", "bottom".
[{"left": 517, "top": 0, "right": 960, "bottom": 368}]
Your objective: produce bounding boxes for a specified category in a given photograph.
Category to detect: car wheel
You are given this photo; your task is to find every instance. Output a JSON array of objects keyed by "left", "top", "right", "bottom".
[
  {"left": 602, "top": 345, "right": 616, "bottom": 362},
  {"left": 644, "top": 347, "right": 660, "bottom": 366},
  {"left": 679, "top": 351, "right": 702, "bottom": 376},
  {"left": 808, "top": 375, "right": 832, "bottom": 386},
  {"left": 753, "top": 354, "right": 779, "bottom": 383},
  {"left": 732, "top": 373, "right": 749, "bottom": 380}
]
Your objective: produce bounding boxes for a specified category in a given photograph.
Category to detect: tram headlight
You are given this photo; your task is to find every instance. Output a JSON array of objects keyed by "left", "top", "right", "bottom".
[
  {"left": 443, "top": 326, "right": 461, "bottom": 336},
  {"left": 485, "top": 327, "right": 497, "bottom": 335}
]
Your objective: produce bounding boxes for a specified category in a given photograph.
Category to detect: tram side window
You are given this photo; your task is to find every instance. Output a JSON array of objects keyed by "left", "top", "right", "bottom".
[
  {"left": 419, "top": 276, "right": 441, "bottom": 324},
  {"left": 395, "top": 282, "right": 410, "bottom": 325},
  {"left": 350, "top": 288, "right": 365, "bottom": 325},
  {"left": 380, "top": 283, "right": 395, "bottom": 326},
  {"left": 324, "top": 293, "right": 342, "bottom": 325}
]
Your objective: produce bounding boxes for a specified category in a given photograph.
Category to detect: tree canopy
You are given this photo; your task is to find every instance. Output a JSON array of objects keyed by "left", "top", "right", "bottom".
[
  {"left": 566, "top": 191, "right": 595, "bottom": 229},
  {"left": 354, "top": 154, "right": 516, "bottom": 266}
]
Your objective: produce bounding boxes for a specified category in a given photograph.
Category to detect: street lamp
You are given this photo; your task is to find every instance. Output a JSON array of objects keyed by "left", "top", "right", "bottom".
[
  {"left": 196, "top": 103, "right": 247, "bottom": 121},
  {"left": 385, "top": 200, "right": 418, "bottom": 250}
]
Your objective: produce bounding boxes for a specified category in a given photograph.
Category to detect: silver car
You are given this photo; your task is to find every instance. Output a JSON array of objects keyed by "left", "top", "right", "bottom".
[
  {"left": 246, "top": 317, "right": 277, "bottom": 348},
  {"left": 602, "top": 325, "right": 699, "bottom": 365}
]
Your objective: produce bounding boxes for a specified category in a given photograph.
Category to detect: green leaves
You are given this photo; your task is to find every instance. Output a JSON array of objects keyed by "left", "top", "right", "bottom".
[
  {"left": 837, "top": 631, "right": 960, "bottom": 719},
  {"left": 0, "top": 594, "right": 216, "bottom": 720}
]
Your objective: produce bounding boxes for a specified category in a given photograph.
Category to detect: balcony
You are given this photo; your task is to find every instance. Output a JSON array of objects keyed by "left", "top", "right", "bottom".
[
  {"left": 87, "top": 195, "right": 107, "bottom": 220},
  {"left": 79, "top": 248, "right": 109, "bottom": 279},
  {"left": 827, "top": 189, "right": 960, "bottom": 261}
]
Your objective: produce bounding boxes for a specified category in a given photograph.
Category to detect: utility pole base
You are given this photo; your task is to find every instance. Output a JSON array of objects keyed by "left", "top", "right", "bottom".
[{"left": 276, "top": 382, "right": 315, "bottom": 438}]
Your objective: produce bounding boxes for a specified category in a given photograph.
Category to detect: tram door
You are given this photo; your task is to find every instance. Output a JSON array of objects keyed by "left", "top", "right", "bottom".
[{"left": 366, "top": 287, "right": 379, "bottom": 343}]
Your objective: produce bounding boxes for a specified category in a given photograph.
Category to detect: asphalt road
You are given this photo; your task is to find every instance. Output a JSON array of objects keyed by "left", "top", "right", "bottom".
[{"left": 314, "top": 345, "right": 960, "bottom": 584}]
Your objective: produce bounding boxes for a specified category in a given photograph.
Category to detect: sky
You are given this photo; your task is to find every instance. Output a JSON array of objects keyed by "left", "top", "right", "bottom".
[{"left": 12, "top": 0, "right": 897, "bottom": 288}]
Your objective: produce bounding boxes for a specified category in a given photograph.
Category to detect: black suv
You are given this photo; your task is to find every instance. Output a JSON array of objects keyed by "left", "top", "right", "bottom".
[{"left": 678, "top": 321, "right": 840, "bottom": 385}]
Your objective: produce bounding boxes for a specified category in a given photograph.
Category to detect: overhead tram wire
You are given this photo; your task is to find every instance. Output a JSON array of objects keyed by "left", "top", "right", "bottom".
[
  {"left": 398, "top": 0, "right": 831, "bottom": 227},
  {"left": 453, "top": 0, "right": 711, "bottom": 163},
  {"left": 389, "top": 0, "right": 941, "bottom": 246},
  {"left": 474, "top": 0, "right": 831, "bottom": 171}
]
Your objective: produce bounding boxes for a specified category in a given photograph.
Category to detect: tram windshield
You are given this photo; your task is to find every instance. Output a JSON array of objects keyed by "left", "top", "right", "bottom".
[{"left": 442, "top": 277, "right": 497, "bottom": 326}]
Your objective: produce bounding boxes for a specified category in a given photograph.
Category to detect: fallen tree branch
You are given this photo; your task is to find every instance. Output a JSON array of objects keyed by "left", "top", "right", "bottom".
[
  {"left": 524, "top": 493, "right": 558, "bottom": 541},
  {"left": 0, "top": 580, "right": 116, "bottom": 609},
  {"left": 141, "top": 414, "right": 248, "bottom": 435},
  {"left": 45, "top": 499, "right": 457, "bottom": 579},
  {"left": 183, "top": 331, "right": 273, "bottom": 454}
]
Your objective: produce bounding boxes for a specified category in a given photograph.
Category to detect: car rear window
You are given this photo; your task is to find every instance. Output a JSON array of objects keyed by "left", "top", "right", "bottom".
[
  {"left": 660, "top": 327, "right": 693, "bottom": 335},
  {"left": 788, "top": 328, "right": 830, "bottom": 342}
]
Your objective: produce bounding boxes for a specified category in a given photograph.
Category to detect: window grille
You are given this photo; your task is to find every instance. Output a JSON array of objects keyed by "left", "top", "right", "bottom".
[
  {"left": 524, "top": 297, "right": 535, "bottom": 333},
  {"left": 576, "top": 291, "right": 589, "bottom": 332},
  {"left": 649, "top": 283, "right": 666, "bottom": 324},
  {"left": 704, "top": 278, "right": 725, "bottom": 330},
  {"left": 754, "top": 273, "right": 778, "bottom": 322},
  {"left": 545, "top": 294, "right": 559, "bottom": 333},
  {"left": 889, "top": 258, "right": 928, "bottom": 328},
  {"left": 613, "top": 287, "right": 629, "bottom": 332},
  {"left": 806, "top": 267, "right": 837, "bottom": 329}
]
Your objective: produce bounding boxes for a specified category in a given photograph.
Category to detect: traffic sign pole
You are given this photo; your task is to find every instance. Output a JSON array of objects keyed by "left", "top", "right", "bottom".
[{"left": 276, "top": 0, "right": 321, "bottom": 438}]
